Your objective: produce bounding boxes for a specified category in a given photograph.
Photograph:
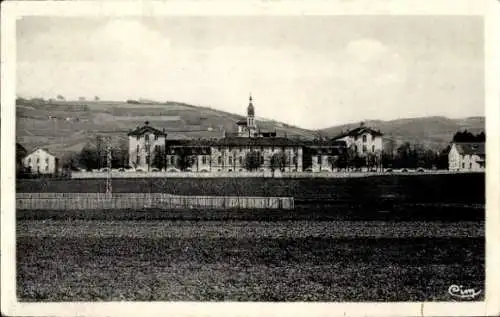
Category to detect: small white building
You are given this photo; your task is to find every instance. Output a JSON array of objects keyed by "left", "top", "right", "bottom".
[
  {"left": 22, "top": 148, "right": 59, "bottom": 175},
  {"left": 448, "top": 142, "right": 485, "bottom": 171},
  {"left": 128, "top": 121, "right": 168, "bottom": 171},
  {"left": 333, "top": 123, "right": 383, "bottom": 157}
]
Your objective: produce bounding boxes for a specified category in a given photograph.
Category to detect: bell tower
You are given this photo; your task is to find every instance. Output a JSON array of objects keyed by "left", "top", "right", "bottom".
[{"left": 247, "top": 94, "right": 256, "bottom": 130}]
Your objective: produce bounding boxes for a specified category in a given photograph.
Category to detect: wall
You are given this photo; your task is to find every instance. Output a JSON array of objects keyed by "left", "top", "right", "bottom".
[
  {"left": 16, "top": 192, "right": 294, "bottom": 210},
  {"left": 23, "top": 149, "right": 57, "bottom": 174},
  {"left": 70, "top": 169, "right": 474, "bottom": 180},
  {"left": 448, "top": 144, "right": 461, "bottom": 171}
]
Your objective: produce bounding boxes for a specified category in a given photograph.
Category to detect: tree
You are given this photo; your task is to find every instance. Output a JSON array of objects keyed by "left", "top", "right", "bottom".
[
  {"left": 328, "top": 155, "right": 339, "bottom": 172},
  {"left": 61, "top": 152, "right": 80, "bottom": 171},
  {"left": 244, "top": 150, "right": 262, "bottom": 171},
  {"left": 79, "top": 144, "right": 98, "bottom": 171},
  {"left": 346, "top": 146, "right": 358, "bottom": 170},
  {"left": 152, "top": 146, "right": 166, "bottom": 170},
  {"left": 176, "top": 147, "right": 195, "bottom": 171},
  {"left": 94, "top": 96, "right": 100, "bottom": 101},
  {"left": 56, "top": 94, "right": 65, "bottom": 101},
  {"left": 270, "top": 151, "right": 287, "bottom": 172}
]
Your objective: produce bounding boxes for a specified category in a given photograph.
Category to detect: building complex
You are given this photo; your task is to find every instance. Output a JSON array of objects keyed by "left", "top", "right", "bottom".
[{"left": 127, "top": 96, "right": 384, "bottom": 173}]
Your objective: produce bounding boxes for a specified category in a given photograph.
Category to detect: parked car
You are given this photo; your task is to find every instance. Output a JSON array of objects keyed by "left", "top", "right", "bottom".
[
  {"left": 385, "top": 168, "right": 393, "bottom": 173},
  {"left": 136, "top": 168, "right": 146, "bottom": 173},
  {"left": 151, "top": 168, "right": 160, "bottom": 172},
  {"left": 118, "top": 168, "right": 126, "bottom": 172},
  {"left": 417, "top": 167, "right": 425, "bottom": 173},
  {"left": 100, "top": 167, "right": 110, "bottom": 172},
  {"left": 401, "top": 168, "right": 409, "bottom": 172}
]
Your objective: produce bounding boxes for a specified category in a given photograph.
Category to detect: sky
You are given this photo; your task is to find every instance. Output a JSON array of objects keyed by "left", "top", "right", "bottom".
[{"left": 16, "top": 16, "right": 484, "bottom": 129}]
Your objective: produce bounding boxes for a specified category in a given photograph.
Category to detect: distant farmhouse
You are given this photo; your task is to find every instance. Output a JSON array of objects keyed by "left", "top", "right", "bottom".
[
  {"left": 22, "top": 148, "right": 59, "bottom": 175},
  {"left": 127, "top": 96, "right": 384, "bottom": 173},
  {"left": 333, "top": 124, "right": 383, "bottom": 157},
  {"left": 448, "top": 142, "right": 485, "bottom": 172}
]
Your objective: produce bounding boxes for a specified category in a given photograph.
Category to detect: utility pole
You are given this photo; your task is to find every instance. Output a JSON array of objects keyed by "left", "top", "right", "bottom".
[{"left": 104, "top": 136, "right": 112, "bottom": 197}]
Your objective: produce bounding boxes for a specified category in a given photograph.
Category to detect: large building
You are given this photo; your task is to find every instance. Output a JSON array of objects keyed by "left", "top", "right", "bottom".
[
  {"left": 22, "top": 148, "right": 59, "bottom": 175},
  {"left": 448, "top": 142, "right": 485, "bottom": 171},
  {"left": 127, "top": 122, "right": 167, "bottom": 170},
  {"left": 127, "top": 96, "right": 377, "bottom": 173}
]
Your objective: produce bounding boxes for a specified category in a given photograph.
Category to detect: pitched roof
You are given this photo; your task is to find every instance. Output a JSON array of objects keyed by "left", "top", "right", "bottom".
[
  {"left": 25, "top": 147, "right": 57, "bottom": 158},
  {"left": 454, "top": 142, "right": 485, "bottom": 156},
  {"left": 333, "top": 126, "right": 383, "bottom": 139},
  {"left": 128, "top": 123, "right": 167, "bottom": 136},
  {"left": 166, "top": 137, "right": 348, "bottom": 148}
]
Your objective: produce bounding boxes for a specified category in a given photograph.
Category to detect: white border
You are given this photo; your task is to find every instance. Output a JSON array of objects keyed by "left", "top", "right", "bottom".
[{"left": 2, "top": 1, "right": 499, "bottom": 316}]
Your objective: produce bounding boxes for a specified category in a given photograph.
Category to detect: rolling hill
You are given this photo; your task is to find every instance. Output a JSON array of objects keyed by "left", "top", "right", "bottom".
[
  {"left": 15, "top": 99, "right": 316, "bottom": 157},
  {"left": 319, "top": 116, "right": 485, "bottom": 151},
  {"left": 15, "top": 98, "right": 485, "bottom": 158}
]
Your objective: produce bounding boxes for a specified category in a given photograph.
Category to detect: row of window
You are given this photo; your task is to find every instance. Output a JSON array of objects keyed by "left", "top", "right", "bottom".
[
  {"left": 355, "top": 135, "right": 375, "bottom": 143},
  {"left": 136, "top": 135, "right": 160, "bottom": 141},
  {"left": 27, "top": 157, "right": 50, "bottom": 164}
]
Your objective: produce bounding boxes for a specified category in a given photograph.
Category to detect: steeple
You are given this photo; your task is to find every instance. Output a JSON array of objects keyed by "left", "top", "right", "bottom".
[{"left": 247, "top": 93, "right": 255, "bottom": 117}]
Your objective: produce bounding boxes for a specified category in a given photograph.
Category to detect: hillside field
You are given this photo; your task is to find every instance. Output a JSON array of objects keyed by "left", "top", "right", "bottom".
[{"left": 16, "top": 99, "right": 484, "bottom": 157}]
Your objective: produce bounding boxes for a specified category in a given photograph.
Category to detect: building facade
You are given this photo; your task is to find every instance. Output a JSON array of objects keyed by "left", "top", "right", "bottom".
[
  {"left": 22, "top": 148, "right": 59, "bottom": 175},
  {"left": 126, "top": 97, "right": 380, "bottom": 173},
  {"left": 128, "top": 121, "right": 167, "bottom": 170},
  {"left": 448, "top": 142, "right": 485, "bottom": 171},
  {"left": 333, "top": 124, "right": 383, "bottom": 157}
]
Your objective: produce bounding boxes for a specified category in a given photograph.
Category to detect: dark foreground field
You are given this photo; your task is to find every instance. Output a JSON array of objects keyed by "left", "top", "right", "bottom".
[
  {"left": 17, "top": 174, "right": 485, "bottom": 206},
  {"left": 17, "top": 220, "right": 484, "bottom": 301}
]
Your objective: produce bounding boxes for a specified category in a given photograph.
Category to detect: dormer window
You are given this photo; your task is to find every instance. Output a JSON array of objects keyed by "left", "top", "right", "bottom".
[
  {"left": 154, "top": 135, "right": 158, "bottom": 141},
  {"left": 362, "top": 135, "right": 367, "bottom": 142},
  {"left": 145, "top": 135, "right": 150, "bottom": 142}
]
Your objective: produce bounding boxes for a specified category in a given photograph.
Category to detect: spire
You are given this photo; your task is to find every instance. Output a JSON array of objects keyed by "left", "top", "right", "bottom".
[{"left": 247, "top": 93, "right": 255, "bottom": 117}]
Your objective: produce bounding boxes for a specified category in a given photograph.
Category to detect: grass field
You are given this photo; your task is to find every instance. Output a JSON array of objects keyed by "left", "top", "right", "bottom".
[
  {"left": 17, "top": 220, "right": 484, "bottom": 302},
  {"left": 17, "top": 174, "right": 485, "bottom": 206}
]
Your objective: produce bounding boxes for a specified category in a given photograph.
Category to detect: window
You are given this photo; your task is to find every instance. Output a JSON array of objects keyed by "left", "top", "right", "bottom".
[
  {"left": 146, "top": 155, "right": 150, "bottom": 165},
  {"left": 170, "top": 156, "right": 175, "bottom": 165},
  {"left": 136, "top": 155, "right": 140, "bottom": 164},
  {"left": 202, "top": 156, "right": 207, "bottom": 164},
  {"left": 45, "top": 166, "right": 48, "bottom": 171},
  {"left": 154, "top": 135, "right": 158, "bottom": 141},
  {"left": 239, "top": 157, "right": 243, "bottom": 165},
  {"left": 228, "top": 156, "right": 233, "bottom": 165},
  {"left": 136, "top": 135, "right": 140, "bottom": 140},
  {"left": 137, "top": 145, "right": 140, "bottom": 153},
  {"left": 362, "top": 145, "right": 367, "bottom": 153},
  {"left": 260, "top": 156, "right": 264, "bottom": 164},
  {"left": 293, "top": 156, "right": 298, "bottom": 165},
  {"left": 462, "top": 162, "right": 465, "bottom": 168},
  {"left": 155, "top": 145, "right": 160, "bottom": 152},
  {"left": 45, "top": 158, "right": 49, "bottom": 163},
  {"left": 145, "top": 135, "right": 150, "bottom": 143},
  {"left": 362, "top": 135, "right": 367, "bottom": 142},
  {"left": 28, "top": 158, "right": 31, "bottom": 164},
  {"left": 37, "top": 158, "right": 40, "bottom": 163},
  {"left": 372, "top": 145, "right": 375, "bottom": 153},
  {"left": 218, "top": 156, "right": 222, "bottom": 165}
]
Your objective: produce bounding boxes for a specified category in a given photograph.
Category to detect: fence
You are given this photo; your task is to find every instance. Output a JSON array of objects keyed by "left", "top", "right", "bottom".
[{"left": 16, "top": 193, "right": 294, "bottom": 210}]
